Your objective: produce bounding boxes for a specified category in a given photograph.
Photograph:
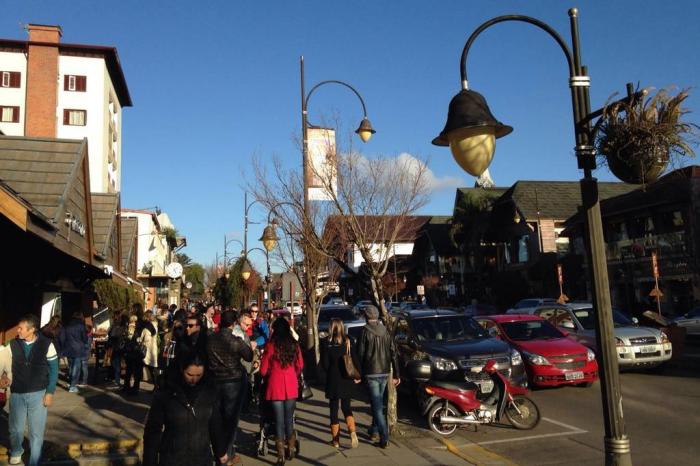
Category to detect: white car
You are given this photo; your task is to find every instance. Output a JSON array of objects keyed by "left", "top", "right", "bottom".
[
  {"left": 285, "top": 301, "right": 303, "bottom": 316},
  {"left": 673, "top": 307, "right": 700, "bottom": 335}
]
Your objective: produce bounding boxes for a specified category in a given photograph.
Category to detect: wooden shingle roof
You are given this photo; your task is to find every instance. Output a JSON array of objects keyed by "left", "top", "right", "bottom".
[
  {"left": 120, "top": 217, "right": 138, "bottom": 271},
  {"left": 497, "top": 180, "right": 636, "bottom": 220},
  {"left": 0, "top": 136, "right": 86, "bottom": 223},
  {"left": 91, "top": 192, "right": 119, "bottom": 257}
]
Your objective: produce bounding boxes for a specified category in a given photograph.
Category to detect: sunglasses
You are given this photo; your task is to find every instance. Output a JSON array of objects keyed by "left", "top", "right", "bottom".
[{"left": 187, "top": 323, "right": 199, "bottom": 328}]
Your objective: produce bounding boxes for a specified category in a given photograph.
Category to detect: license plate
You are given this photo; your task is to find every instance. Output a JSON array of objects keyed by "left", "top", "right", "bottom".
[
  {"left": 479, "top": 380, "right": 494, "bottom": 393},
  {"left": 640, "top": 345, "right": 657, "bottom": 353},
  {"left": 565, "top": 371, "right": 584, "bottom": 380}
]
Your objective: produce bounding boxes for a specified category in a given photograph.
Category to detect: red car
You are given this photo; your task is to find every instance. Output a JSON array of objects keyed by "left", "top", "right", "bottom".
[{"left": 476, "top": 314, "right": 598, "bottom": 388}]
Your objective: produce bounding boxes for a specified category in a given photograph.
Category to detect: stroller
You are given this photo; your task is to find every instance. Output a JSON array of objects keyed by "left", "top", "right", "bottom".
[{"left": 255, "top": 378, "right": 301, "bottom": 457}]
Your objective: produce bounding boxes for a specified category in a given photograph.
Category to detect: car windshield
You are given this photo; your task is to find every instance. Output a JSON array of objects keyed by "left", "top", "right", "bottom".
[
  {"left": 411, "top": 316, "right": 488, "bottom": 342},
  {"left": 318, "top": 307, "right": 358, "bottom": 322},
  {"left": 573, "top": 308, "right": 633, "bottom": 330},
  {"left": 501, "top": 320, "right": 563, "bottom": 341}
]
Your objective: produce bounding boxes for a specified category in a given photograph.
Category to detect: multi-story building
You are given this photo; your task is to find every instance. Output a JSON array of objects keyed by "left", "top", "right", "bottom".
[{"left": 0, "top": 23, "right": 132, "bottom": 193}]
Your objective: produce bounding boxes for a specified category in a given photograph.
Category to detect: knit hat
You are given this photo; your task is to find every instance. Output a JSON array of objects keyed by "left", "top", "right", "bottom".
[{"left": 364, "top": 305, "right": 380, "bottom": 320}]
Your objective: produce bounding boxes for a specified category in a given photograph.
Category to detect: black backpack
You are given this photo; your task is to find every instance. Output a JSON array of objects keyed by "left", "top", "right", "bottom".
[{"left": 123, "top": 330, "right": 146, "bottom": 361}]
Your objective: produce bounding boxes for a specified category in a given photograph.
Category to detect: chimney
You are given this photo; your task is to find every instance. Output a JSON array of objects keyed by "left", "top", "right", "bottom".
[
  {"left": 27, "top": 24, "right": 62, "bottom": 43},
  {"left": 25, "top": 24, "right": 62, "bottom": 137}
]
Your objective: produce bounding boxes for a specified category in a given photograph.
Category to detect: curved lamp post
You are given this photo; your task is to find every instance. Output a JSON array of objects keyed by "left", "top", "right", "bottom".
[
  {"left": 301, "top": 57, "right": 376, "bottom": 350},
  {"left": 433, "top": 9, "right": 638, "bottom": 466}
]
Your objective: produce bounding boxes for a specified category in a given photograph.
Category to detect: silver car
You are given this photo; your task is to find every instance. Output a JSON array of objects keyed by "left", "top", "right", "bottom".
[
  {"left": 673, "top": 307, "right": 700, "bottom": 335},
  {"left": 516, "top": 303, "right": 672, "bottom": 369}
]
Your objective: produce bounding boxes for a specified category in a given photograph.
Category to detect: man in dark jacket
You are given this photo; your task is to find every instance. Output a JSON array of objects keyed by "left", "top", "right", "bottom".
[
  {"left": 7, "top": 314, "right": 59, "bottom": 466},
  {"left": 58, "top": 312, "right": 89, "bottom": 393},
  {"left": 355, "top": 305, "right": 400, "bottom": 448},
  {"left": 206, "top": 310, "right": 253, "bottom": 464}
]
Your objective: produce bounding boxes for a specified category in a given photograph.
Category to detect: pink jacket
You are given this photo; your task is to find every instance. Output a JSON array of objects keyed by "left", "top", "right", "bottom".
[{"left": 260, "top": 343, "right": 304, "bottom": 401}]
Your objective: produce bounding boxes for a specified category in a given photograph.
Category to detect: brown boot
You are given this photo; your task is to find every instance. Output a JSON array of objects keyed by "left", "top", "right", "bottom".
[
  {"left": 330, "top": 423, "right": 341, "bottom": 448},
  {"left": 346, "top": 416, "right": 359, "bottom": 448},
  {"left": 286, "top": 431, "right": 297, "bottom": 460},
  {"left": 276, "top": 439, "right": 286, "bottom": 465}
]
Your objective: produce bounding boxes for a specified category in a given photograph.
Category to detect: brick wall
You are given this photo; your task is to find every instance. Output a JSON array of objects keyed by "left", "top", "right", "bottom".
[{"left": 25, "top": 24, "right": 61, "bottom": 137}]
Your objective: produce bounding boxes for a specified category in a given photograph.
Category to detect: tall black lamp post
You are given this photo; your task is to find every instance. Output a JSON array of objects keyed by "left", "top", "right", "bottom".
[
  {"left": 300, "top": 56, "right": 376, "bottom": 350},
  {"left": 433, "top": 9, "right": 641, "bottom": 466}
]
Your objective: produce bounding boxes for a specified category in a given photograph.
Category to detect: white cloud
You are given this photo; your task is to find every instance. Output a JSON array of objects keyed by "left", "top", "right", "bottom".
[{"left": 394, "top": 152, "right": 465, "bottom": 192}]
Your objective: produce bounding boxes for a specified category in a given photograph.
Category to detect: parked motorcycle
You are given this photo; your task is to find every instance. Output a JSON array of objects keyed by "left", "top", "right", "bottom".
[{"left": 410, "top": 359, "right": 540, "bottom": 437}]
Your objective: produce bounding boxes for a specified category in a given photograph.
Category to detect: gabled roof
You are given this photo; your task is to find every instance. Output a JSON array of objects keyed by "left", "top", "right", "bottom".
[
  {"left": 325, "top": 215, "right": 433, "bottom": 244},
  {"left": 120, "top": 217, "right": 138, "bottom": 272},
  {"left": 421, "top": 216, "right": 459, "bottom": 256},
  {"left": 496, "top": 180, "right": 635, "bottom": 220},
  {"left": 0, "top": 136, "right": 86, "bottom": 224},
  {"left": 91, "top": 192, "right": 119, "bottom": 258}
]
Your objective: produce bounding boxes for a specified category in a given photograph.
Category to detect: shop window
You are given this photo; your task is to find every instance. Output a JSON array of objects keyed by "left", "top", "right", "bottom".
[
  {"left": 554, "top": 222, "right": 570, "bottom": 256},
  {"left": 64, "top": 75, "right": 87, "bottom": 92},
  {"left": 0, "top": 105, "right": 19, "bottom": 123},
  {"left": 1, "top": 71, "right": 20, "bottom": 88},
  {"left": 607, "top": 221, "right": 629, "bottom": 242},
  {"left": 63, "top": 109, "right": 87, "bottom": 126}
]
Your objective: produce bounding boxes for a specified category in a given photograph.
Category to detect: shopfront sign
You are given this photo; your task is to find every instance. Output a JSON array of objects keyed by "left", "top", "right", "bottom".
[{"left": 65, "top": 212, "right": 86, "bottom": 237}]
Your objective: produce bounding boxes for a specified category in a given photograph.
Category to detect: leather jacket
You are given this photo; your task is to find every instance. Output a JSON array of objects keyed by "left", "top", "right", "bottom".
[
  {"left": 357, "top": 321, "right": 399, "bottom": 377},
  {"left": 205, "top": 329, "right": 253, "bottom": 382}
]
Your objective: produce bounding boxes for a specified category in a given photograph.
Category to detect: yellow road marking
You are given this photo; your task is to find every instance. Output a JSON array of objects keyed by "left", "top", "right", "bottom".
[{"left": 441, "top": 437, "right": 519, "bottom": 465}]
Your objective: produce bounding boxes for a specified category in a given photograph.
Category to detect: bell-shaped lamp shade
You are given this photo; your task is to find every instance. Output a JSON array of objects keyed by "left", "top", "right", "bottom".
[
  {"left": 355, "top": 117, "right": 376, "bottom": 143},
  {"left": 241, "top": 260, "right": 252, "bottom": 281},
  {"left": 432, "top": 89, "right": 512, "bottom": 177},
  {"left": 260, "top": 224, "right": 280, "bottom": 252}
]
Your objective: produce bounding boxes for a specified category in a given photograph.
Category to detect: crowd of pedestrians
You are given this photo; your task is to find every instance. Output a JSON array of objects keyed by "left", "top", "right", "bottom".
[{"left": 0, "top": 301, "right": 400, "bottom": 466}]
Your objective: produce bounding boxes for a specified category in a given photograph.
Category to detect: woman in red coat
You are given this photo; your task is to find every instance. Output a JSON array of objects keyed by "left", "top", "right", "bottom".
[{"left": 260, "top": 317, "right": 303, "bottom": 465}]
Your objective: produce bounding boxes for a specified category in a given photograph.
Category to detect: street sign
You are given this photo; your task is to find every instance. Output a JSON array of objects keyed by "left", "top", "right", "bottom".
[
  {"left": 651, "top": 251, "right": 659, "bottom": 278},
  {"left": 649, "top": 288, "right": 664, "bottom": 298},
  {"left": 417, "top": 285, "right": 425, "bottom": 296},
  {"left": 556, "top": 264, "right": 569, "bottom": 304},
  {"left": 448, "top": 284, "right": 456, "bottom": 296}
]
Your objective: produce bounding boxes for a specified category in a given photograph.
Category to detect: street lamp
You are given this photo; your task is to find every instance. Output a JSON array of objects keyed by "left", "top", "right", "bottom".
[
  {"left": 433, "top": 9, "right": 642, "bottom": 466},
  {"left": 241, "top": 260, "right": 252, "bottom": 281},
  {"left": 300, "top": 55, "right": 376, "bottom": 350}
]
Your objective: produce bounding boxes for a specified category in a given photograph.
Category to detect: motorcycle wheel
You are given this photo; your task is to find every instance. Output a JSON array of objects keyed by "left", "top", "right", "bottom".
[
  {"left": 505, "top": 396, "right": 540, "bottom": 430},
  {"left": 427, "top": 402, "right": 459, "bottom": 437}
]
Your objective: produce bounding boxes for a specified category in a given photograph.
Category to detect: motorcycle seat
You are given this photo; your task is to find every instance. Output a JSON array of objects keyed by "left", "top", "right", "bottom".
[{"left": 430, "top": 381, "right": 478, "bottom": 392}]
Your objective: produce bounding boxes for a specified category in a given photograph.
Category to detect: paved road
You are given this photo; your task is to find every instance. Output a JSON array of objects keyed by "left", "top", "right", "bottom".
[{"left": 420, "top": 338, "right": 700, "bottom": 465}]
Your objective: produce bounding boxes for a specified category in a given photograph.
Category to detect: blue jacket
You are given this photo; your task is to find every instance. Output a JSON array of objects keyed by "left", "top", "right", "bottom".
[
  {"left": 252, "top": 319, "right": 270, "bottom": 348},
  {"left": 58, "top": 318, "right": 89, "bottom": 359}
]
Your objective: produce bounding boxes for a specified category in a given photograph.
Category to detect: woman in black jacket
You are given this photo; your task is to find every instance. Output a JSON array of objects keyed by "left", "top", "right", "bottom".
[
  {"left": 143, "top": 352, "right": 228, "bottom": 466},
  {"left": 320, "top": 318, "right": 359, "bottom": 449}
]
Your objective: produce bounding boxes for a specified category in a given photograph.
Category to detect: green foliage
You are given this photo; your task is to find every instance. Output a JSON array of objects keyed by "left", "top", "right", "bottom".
[
  {"left": 184, "top": 262, "right": 205, "bottom": 297},
  {"left": 450, "top": 189, "right": 501, "bottom": 250},
  {"left": 93, "top": 279, "right": 142, "bottom": 312},
  {"left": 212, "top": 257, "right": 262, "bottom": 308},
  {"left": 162, "top": 226, "right": 178, "bottom": 245},
  {"left": 176, "top": 253, "right": 193, "bottom": 266}
]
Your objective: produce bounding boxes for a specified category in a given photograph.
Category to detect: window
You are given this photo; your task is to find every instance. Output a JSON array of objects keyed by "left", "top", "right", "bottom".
[
  {"left": 63, "top": 109, "right": 87, "bottom": 126},
  {"left": 1, "top": 71, "right": 21, "bottom": 88},
  {"left": 63, "top": 75, "right": 86, "bottom": 92},
  {"left": 0, "top": 106, "right": 20, "bottom": 123}
]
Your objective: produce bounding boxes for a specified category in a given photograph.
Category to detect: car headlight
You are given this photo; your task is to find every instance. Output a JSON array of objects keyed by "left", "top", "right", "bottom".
[
  {"left": 586, "top": 348, "right": 596, "bottom": 362},
  {"left": 615, "top": 337, "right": 626, "bottom": 347},
  {"left": 511, "top": 349, "right": 523, "bottom": 366},
  {"left": 660, "top": 332, "right": 669, "bottom": 344},
  {"left": 522, "top": 351, "right": 549, "bottom": 366},
  {"left": 429, "top": 355, "right": 458, "bottom": 371}
]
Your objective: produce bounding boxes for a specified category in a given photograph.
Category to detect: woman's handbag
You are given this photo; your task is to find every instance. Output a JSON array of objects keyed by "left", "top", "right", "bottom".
[
  {"left": 342, "top": 339, "right": 361, "bottom": 380},
  {"left": 297, "top": 372, "right": 313, "bottom": 401}
]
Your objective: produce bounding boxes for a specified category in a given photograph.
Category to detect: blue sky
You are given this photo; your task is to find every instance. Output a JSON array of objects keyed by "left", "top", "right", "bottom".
[{"left": 3, "top": 1, "right": 699, "bottom": 270}]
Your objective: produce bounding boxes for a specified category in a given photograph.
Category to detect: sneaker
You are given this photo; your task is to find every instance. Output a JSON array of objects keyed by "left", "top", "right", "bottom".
[
  {"left": 368, "top": 431, "right": 380, "bottom": 442},
  {"left": 375, "top": 440, "right": 389, "bottom": 449},
  {"left": 77, "top": 383, "right": 88, "bottom": 388},
  {"left": 68, "top": 387, "right": 79, "bottom": 393},
  {"left": 8, "top": 455, "right": 22, "bottom": 465},
  {"left": 227, "top": 454, "right": 242, "bottom": 465}
]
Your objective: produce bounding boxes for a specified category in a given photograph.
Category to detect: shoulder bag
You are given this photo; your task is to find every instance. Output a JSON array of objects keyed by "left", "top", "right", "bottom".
[{"left": 342, "top": 338, "right": 361, "bottom": 380}]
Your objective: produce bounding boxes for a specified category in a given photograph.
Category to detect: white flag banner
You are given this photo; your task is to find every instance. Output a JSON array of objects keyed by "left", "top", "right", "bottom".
[{"left": 307, "top": 127, "right": 337, "bottom": 201}]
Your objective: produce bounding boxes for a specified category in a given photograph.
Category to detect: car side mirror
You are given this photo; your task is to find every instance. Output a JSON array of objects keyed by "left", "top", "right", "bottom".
[
  {"left": 632, "top": 317, "right": 639, "bottom": 325},
  {"left": 561, "top": 321, "right": 575, "bottom": 330}
]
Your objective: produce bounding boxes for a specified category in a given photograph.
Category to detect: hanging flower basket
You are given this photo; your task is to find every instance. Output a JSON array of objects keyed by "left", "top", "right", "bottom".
[{"left": 596, "top": 87, "right": 698, "bottom": 184}]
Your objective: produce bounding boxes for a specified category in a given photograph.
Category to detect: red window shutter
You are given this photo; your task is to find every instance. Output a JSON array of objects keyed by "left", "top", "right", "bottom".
[
  {"left": 64, "top": 75, "right": 69, "bottom": 91},
  {"left": 63, "top": 109, "right": 69, "bottom": 125},
  {"left": 78, "top": 76, "right": 86, "bottom": 92},
  {"left": 12, "top": 107, "right": 19, "bottom": 123},
  {"left": 10, "top": 72, "right": 20, "bottom": 88}
]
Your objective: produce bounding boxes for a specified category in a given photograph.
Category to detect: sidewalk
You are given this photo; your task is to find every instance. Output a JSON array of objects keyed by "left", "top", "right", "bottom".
[{"left": 0, "top": 379, "right": 486, "bottom": 465}]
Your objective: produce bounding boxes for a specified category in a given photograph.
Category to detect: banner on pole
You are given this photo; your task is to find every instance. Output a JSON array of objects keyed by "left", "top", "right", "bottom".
[{"left": 307, "top": 127, "right": 337, "bottom": 201}]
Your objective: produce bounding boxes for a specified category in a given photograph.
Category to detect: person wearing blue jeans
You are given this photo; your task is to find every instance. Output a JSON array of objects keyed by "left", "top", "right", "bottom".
[
  {"left": 7, "top": 314, "right": 59, "bottom": 466},
  {"left": 355, "top": 305, "right": 400, "bottom": 449},
  {"left": 58, "top": 312, "right": 88, "bottom": 393}
]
